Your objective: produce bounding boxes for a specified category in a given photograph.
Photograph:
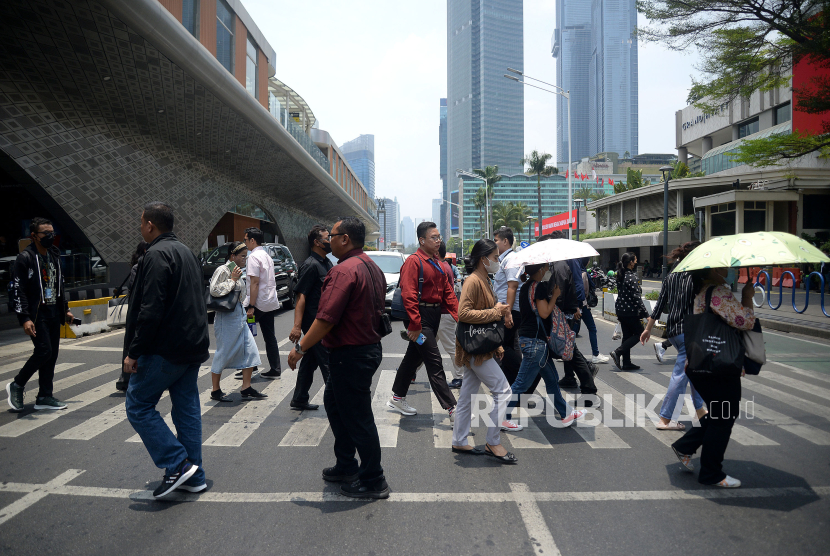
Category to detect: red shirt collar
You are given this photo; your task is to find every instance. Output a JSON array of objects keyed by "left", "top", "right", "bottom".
[{"left": 414, "top": 248, "right": 438, "bottom": 263}]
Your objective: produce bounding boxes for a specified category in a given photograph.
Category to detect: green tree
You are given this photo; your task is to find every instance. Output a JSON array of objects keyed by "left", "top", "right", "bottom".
[
  {"left": 624, "top": 150, "right": 631, "bottom": 159},
  {"left": 511, "top": 201, "right": 534, "bottom": 243},
  {"left": 670, "top": 160, "right": 705, "bottom": 179},
  {"left": 492, "top": 201, "right": 533, "bottom": 243},
  {"left": 473, "top": 186, "right": 487, "bottom": 237},
  {"left": 521, "top": 150, "right": 558, "bottom": 233},
  {"left": 472, "top": 165, "right": 502, "bottom": 238},
  {"left": 638, "top": 0, "right": 830, "bottom": 165}
]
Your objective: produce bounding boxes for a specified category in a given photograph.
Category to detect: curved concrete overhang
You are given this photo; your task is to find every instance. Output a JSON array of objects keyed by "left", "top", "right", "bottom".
[{"left": 101, "top": 0, "right": 375, "bottom": 227}]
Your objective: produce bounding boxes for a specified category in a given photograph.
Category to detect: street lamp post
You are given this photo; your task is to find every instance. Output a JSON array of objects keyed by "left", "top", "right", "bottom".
[
  {"left": 444, "top": 199, "right": 464, "bottom": 256},
  {"left": 456, "top": 169, "right": 489, "bottom": 238},
  {"left": 573, "top": 198, "right": 584, "bottom": 241},
  {"left": 527, "top": 215, "right": 535, "bottom": 242},
  {"left": 376, "top": 198, "right": 386, "bottom": 251},
  {"left": 505, "top": 68, "right": 572, "bottom": 239},
  {"left": 659, "top": 166, "right": 673, "bottom": 279}
]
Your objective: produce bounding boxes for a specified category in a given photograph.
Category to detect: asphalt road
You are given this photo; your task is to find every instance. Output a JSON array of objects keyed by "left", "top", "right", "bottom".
[{"left": 1, "top": 307, "right": 829, "bottom": 555}]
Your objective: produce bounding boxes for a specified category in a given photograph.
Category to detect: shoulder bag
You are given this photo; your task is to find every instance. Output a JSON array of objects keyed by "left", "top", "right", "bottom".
[
  {"left": 205, "top": 267, "right": 241, "bottom": 313},
  {"left": 391, "top": 257, "right": 423, "bottom": 320},
  {"left": 455, "top": 278, "right": 504, "bottom": 355},
  {"left": 742, "top": 318, "right": 765, "bottom": 375},
  {"left": 358, "top": 256, "right": 392, "bottom": 337},
  {"left": 684, "top": 286, "right": 745, "bottom": 377},
  {"left": 529, "top": 281, "right": 575, "bottom": 361}
]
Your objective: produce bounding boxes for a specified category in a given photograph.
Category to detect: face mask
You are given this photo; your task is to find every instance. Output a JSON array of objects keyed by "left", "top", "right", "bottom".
[
  {"left": 484, "top": 258, "right": 500, "bottom": 274},
  {"left": 724, "top": 268, "right": 736, "bottom": 285},
  {"left": 319, "top": 240, "right": 332, "bottom": 254},
  {"left": 543, "top": 270, "right": 552, "bottom": 282},
  {"left": 38, "top": 232, "right": 55, "bottom": 248}
]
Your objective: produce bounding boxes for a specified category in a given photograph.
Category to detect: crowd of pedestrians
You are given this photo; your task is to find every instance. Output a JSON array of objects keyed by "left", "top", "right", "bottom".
[{"left": 6, "top": 209, "right": 758, "bottom": 497}]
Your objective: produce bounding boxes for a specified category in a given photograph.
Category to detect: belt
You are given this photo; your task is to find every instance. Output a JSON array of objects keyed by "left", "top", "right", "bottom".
[{"left": 419, "top": 302, "right": 440, "bottom": 307}]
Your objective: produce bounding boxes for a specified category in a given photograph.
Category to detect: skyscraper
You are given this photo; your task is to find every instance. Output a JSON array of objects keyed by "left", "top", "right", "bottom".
[
  {"left": 341, "top": 134, "right": 375, "bottom": 199},
  {"left": 589, "top": 0, "right": 638, "bottom": 158},
  {"left": 447, "top": 0, "right": 523, "bottom": 181},
  {"left": 379, "top": 196, "right": 400, "bottom": 249},
  {"left": 432, "top": 198, "right": 442, "bottom": 231},
  {"left": 401, "top": 216, "right": 416, "bottom": 248},
  {"left": 552, "top": 0, "right": 638, "bottom": 165},
  {"left": 552, "top": 0, "right": 592, "bottom": 165},
  {"left": 439, "top": 98, "right": 448, "bottom": 235}
]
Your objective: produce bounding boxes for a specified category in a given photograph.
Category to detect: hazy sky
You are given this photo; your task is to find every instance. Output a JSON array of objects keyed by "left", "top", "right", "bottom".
[{"left": 244, "top": 0, "right": 699, "bottom": 223}]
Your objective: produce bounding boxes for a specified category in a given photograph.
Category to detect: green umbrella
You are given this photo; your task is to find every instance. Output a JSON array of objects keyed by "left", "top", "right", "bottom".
[{"left": 672, "top": 231, "right": 830, "bottom": 273}]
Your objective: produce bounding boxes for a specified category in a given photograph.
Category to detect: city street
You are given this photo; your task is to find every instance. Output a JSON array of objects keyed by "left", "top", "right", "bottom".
[{"left": 1, "top": 308, "right": 829, "bottom": 555}]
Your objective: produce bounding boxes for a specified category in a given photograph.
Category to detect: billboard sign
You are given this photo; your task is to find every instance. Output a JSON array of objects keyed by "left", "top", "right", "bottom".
[{"left": 534, "top": 209, "right": 577, "bottom": 237}]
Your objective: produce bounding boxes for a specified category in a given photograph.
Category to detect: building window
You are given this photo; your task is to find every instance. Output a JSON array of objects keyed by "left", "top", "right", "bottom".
[
  {"left": 738, "top": 117, "right": 759, "bottom": 138},
  {"left": 775, "top": 103, "right": 791, "bottom": 125},
  {"left": 216, "top": 0, "right": 234, "bottom": 73},
  {"left": 246, "top": 35, "right": 258, "bottom": 98},
  {"left": 269, "top": 91, "right": 280, "bottom": 120},
  {"left": 183, "top": 0, "right": 200, "bottom": 39}
]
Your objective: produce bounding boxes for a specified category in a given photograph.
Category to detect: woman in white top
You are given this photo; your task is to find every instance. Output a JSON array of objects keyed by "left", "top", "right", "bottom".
[{"left": 209, "top": 242, "right": 265, "bottom": 402}]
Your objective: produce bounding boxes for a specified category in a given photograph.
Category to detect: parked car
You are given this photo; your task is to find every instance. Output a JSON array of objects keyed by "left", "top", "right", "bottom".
[
  {"left": 202, "top": 242, "right": 297, "bottom": 309},
  {"left": 327, "top": 250, "right": 404, "bottom": 312}
]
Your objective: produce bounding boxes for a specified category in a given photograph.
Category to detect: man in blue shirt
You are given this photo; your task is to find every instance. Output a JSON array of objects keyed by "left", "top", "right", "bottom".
[{"left": 493, "top": 227, "right": 522, "bottom": 384}]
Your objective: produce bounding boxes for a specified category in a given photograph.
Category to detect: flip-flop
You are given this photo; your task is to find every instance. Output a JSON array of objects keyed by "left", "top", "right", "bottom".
[
  {"left": 452, "top": 446, "right": 485, "bottom": 455},
  {"left": 656, "top": 421, "right": 685, "bottom": 431},
  {"left": 484, "top": 444, "right": 518, "bottom": 464}
]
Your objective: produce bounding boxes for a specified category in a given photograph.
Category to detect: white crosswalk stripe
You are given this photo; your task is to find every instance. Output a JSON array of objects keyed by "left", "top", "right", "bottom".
[
  {"left": 278, "top": 386, "right": 329, "bottom": 446},
  {"left": 617, "top": 372, "right": 779, "bottom": 446},
  {"left": 51, "top": 364, "right": 118, "bottom": 392},
  {"left": 759, "top": 373, "right": 830, "bottom": 402},
  {"left": 57, "top": 367, "right": 212, "bottom": 441},
  {"left": 371, "top": 370, "right": 402, "bottom": 448},
  {"left": 594, "top": 378, "right": 681, "bottom": 448},
  {"left": 203, "top": 370, "right": 298, "bottom": 447},
  {"left": 768, "top": 361, "right": 830, "bottom": 385},
  {"left": 558, "top": 390, "right": 631, "bottom": 449},
  {"left": 741, "top": 377, "right": 830, "bottom": 422},
  {"left": 0, "top": 362, "right": 82, "bottom": 381}
]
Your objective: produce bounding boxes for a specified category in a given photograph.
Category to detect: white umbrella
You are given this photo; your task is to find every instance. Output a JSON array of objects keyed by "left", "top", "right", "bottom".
[{"left": 505, "top": 238, "right": 599, "bottom": 270}]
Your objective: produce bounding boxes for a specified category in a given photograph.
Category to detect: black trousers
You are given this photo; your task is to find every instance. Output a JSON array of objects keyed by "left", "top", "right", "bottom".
[
  {"left": 559, "top": 319, "right": 598, "bottom": 395},
  {"left": 392, "top": 306, "right": 457, "bottom": 409},
  {"left": 615, "top": 316, "right": 644, "bottom": 366},
  {"left": 254, "top": 307, "right": 281, "bottom": 372},
  {"left": 324, "top": 343, "right": 384, "bottom": 484},
  {"left": 292, "top": 342, "right": 330, "bottom": 404},
  {"left": 672, "top": 374, "right": 742, "bottom": 484},
  {"left": 15, "top": 308, "right": 61, "bottom": 398},
  {"left": 499, "top": 310, "right": 523, "bottom": 385}
]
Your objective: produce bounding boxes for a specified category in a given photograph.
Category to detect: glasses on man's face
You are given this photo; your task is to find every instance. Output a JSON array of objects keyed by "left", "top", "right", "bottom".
[
  {"left": 329, "top": 232, "right": 347, "bottom": 239},
  {"left": 427, "top": 235, "right": 442, "bottom": 243}
]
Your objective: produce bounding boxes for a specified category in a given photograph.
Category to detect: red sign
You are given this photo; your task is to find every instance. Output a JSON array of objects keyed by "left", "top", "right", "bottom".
[{"left": 534, "top": 209, "right": 577, "bottom": 237}]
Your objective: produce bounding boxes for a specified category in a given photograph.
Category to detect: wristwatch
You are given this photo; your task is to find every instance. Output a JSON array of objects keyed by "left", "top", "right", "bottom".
[{"left": 295, "top": 342, "right": 306, "bottom": 356}]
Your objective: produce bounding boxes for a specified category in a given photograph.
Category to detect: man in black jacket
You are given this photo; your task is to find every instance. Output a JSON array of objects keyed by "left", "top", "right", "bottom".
[
  {"left": 6, "top": 217, "right": 75, "bottom": 412},
  {"left": 123, "top": 202, "right": 210, "bottom": 499}
]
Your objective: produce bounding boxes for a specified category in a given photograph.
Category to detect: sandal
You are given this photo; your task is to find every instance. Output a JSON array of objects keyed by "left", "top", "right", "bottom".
[
  {"left": 484, "top": 444, "right": 518, "bottom": 464},
  {"left": 452, "top": 445, "right": 485, "bottom": 455},
  {"left": 656, "top": 421, "right": 685, "bottom": 431}
]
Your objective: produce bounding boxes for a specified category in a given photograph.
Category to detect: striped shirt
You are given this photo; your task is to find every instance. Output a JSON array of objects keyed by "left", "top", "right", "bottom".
[{"left": 650, "top": 270, "right": 695, "bottom": 338}]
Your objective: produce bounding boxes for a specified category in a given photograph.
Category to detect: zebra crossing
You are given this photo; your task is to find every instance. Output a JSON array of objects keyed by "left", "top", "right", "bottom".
[{"left": 2, "top": 357, "right": 830, "bottom": 456}]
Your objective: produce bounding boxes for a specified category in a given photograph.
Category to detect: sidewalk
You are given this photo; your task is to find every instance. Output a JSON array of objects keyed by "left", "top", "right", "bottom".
[{"left": 641, "top": 279, "right": 830, "bottom": 340}]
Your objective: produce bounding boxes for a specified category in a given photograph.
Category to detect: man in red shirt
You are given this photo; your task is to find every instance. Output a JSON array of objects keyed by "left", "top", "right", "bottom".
[
  {"left": 287, "top": 217, "right": 388, "bottom": 499},
  {"left": 388, "top": 222, "right": 458, "bottom": 420}
]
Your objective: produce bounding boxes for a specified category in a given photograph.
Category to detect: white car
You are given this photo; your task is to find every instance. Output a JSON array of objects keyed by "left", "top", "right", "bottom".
[{"left": 327, "top": 250, "right": 405, "bottom": 311}]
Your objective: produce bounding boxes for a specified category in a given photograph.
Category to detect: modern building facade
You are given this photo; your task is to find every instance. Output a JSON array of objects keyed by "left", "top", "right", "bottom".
[
  {"left": 0, "top": 0, "right": 376, "bottom": 301},
  {"left": 400, "top": 216, "right": 416, "bottom": 249},
  {"left": 341, "top": 134, "right": 376, "bottom": 199},
  {"left": 447, "top": 0, "right": 524, "bottom": 182},
  {"left": 432, "top": 198, "right": 442, "bottom": 231},
  {"left": 379, "top": 196, "right": 400, "bottom": 249},
  {"left": 457, "top": 174, "right": 570, "bottom": 241},
  {"left": 439, "top": 98, "right": 448, "bottom": 235}
]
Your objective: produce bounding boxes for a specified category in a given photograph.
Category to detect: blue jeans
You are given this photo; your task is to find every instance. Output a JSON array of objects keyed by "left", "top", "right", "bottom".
[
  {"left": 126, "top": 355, "right": 205, "bottom": 485},
  {"left": 508, "top": 337, "right": 571, "bottom": 420},
  {"left": 658, "top": 334, "right": 704, "bottom": 420},
  {"left": 581, "top": 308, "right": 600, "bottom": 357}
]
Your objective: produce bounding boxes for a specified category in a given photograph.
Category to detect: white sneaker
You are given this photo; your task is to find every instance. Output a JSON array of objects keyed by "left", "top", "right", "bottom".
[
  {"left": 448, "top": 407, "right": 456, "bottom": 423},
  {"left": 714, "top": 475, "right": 741, "bottom": 488},
  {"left": 592, "top": 354, "right": 610, "bottom": 364},
  {"left": 654, "top": 342, "right": 666, "bottom": 363},
  {"left": 500, "top": 419, "right": 523, "bottom": 432},
  {"left": 387, "top": 397, "right": 417, "bottom": 416},
  {"left": 561, "top": 409, "right": 585, "bottom": 427}
]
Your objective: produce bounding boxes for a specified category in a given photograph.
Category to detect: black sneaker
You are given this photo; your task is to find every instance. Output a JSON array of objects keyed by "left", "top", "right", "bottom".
[
  {"left": 240, "top": 386, "right": 267, "bottom": 399},
  {"left": 34, "top": 396, "right": 67, "bottom": 410},
  {"left": 176, "top": 482, "right": 207, "bottom": 493},
  {"left": 621, "top": 364, "right": 641, "bottom": 371},
  {"left": 609, "top": 351, "right": 622, "bottom": 370},
  {"left": 260, "top": 369, "right": 281, "bottom": 379},
  {"left": 587, "top": 361, "right": 599, "bottom": 378},
  {"left": 340, "top": 478, "right": 390, "bottom": 499},
  {"left": 558, "top": 378, "right": 579, "bottom": 389},
  {"left": 447, "top": 378, "right": 462, "bottom": 389},
  {"left": 210, "top": 389, "right": 232, "bottom": 402},
  {"left": 234, "top": 371, "right": 244, "bottom": 380},
  {"left": 6, "top": 381, "right": 24, "bottom": 412},
  {"left": 322, "top": 466, "right": 359, "bottom": 483},
  {"left": 153, "top": 460, "right": 198, "bottom": 499}
]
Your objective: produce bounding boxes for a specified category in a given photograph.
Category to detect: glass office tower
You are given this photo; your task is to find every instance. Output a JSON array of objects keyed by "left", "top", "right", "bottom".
[
  {"left": 439, "top": 98, "right": 448, "bottom": 235},
  {"left": 341, "top": 134, "right": 375, "bottom": 199},
  {"left": 447, "top": 0, "right": 524, "bottom": 182}
]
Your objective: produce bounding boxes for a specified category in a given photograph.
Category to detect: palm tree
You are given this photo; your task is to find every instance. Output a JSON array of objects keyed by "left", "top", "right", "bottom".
[
  {"left": 473, "top": 187, "right": 487, "bottom": 237},
  {"left": 512, "top": 201, "right": 533, "bottom": 243},
  {"left": 521, "top": 150, "right": 557, "bottom": 237},
  {"left": 472, "top": 165, "right": 501, "bottom": 238},
  {"left": 492, "top": 201, "right": 535, "bottom": 245},
  {"left": 575, "top": 185, "right": 595, "bottom": 204}
]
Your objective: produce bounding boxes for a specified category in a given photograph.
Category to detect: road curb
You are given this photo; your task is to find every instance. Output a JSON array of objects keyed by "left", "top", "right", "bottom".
[{"left": 757, "top": 317, "right": 830, "bottom": 340}]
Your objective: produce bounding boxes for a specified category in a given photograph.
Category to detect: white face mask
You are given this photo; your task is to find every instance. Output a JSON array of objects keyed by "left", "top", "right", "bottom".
[
  {"left": 543, "top": 270, "right": 552, "bottom": 282},
  {"left": 484, "top": 257, "right": 500, "bottom": 274}
]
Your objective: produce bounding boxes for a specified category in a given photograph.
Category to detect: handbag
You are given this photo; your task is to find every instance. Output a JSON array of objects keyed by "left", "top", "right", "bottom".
[
  {"left": 684, "top": 286, "right": 745, "bottom": 377},
  {"left": 107, "top": 296, "right": 128, "bottom": 327},
  {"left": 204, "top": 284, "right": 241, "bottom": 313},
  {"left": 529, "top": 282, "right": 575, "bottom": 361},
  {"left": 391, "top": 257, "right": 422, "bottom": 320},
  {"left": 586, "top": 287, "right": 598, "bottom": 308},
  {"left": 358, "top": 256, "right": 392, "bottom": 337},
  {"left": 742, "top": 319, "right": 765, "bottom": 375},
  {"left": 456, "top": 320, "right": 505, "bottom": 355}
]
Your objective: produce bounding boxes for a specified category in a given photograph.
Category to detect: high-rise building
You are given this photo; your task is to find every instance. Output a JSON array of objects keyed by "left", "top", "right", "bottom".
[
  {"left": 379, "top": 196, "right": 400, "bottom": 249},
  {"left": 341, "top": 134, "right": 375, "bottom": 199},
  {"left": 401, "top": 216, "right": 416, "bottom": 248},
  {"left": 439, "top": 98, "right": 448, "bottom": 234},
  {"left": 552, "top": 0, "right": 592, "bottom": 165},
  {"left": 588, "top": 0, "right": 638, "bottom": 158},
  {"left": 432, "top": 198, "right": 442, "bottom": 230},
  {"left": 447, "top": 0, "right": 524, "bottom": 181},
  {"left": 552, "top": 0, "right": 638, "bottom": 165}
]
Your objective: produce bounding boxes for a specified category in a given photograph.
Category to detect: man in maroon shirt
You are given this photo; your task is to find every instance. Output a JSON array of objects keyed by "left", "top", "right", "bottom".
[
  {"left": 388, "top": 222, "right": 458, "bottom": 420},
  {"left": 287, "top": 217, "right": 388, "bottom": 499}
]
